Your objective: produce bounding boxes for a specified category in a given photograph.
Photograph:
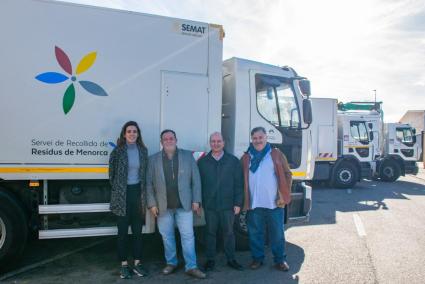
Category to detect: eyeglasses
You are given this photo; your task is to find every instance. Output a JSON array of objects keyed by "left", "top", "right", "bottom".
[{"left": 126, "top": 130, "right": 138, "bottom": 134}]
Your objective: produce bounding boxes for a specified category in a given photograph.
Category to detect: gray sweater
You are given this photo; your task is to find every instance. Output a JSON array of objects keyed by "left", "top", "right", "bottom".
[{"left": 127, "top": 143, "right": 140, "bottom": 185}]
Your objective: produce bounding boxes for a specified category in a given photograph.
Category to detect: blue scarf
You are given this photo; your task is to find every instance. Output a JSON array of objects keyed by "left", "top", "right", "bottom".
[{"left": 248, "top": 143, "right": 271, "bottom": 173}]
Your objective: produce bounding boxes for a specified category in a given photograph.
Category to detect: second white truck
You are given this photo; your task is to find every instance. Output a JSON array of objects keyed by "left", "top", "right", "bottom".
[
  {"left": 311, "top": 99, "right": 421, "bottom": 188},
  {"left": 311, "top": 98, "right": 374, "bottom": 188},
  {"left": 338, "top": 102, "right": 421, "bottom": 182},
  {"left": 379, "top": 122, "right": 420, "bottom": 181}
]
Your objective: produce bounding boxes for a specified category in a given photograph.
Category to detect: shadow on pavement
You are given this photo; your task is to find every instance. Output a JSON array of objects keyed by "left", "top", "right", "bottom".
[{"left": 303, "top": 178, "right": 425, "bottom": 226}]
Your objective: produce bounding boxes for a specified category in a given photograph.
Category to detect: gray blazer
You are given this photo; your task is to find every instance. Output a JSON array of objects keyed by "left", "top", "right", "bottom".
[{"left": 146, "top": 148, "right": 202, "bottom": 214}]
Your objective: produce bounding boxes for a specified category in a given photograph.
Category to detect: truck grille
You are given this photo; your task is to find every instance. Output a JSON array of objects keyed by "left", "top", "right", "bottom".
[
  {"left": 355, "top": 147, "right": 369, "bottom": 157},
  {"left": 400, "top": 149, "right": 414, "bottom": 157}
]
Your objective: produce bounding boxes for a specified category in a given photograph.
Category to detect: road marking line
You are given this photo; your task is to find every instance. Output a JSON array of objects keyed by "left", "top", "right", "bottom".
[{"left": 353, "top": 213, "right": 366, "bottom": 237}]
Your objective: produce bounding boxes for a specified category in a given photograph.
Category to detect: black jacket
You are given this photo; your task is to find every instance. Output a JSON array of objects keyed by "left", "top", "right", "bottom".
[
  {"left": 198, "top": 151, "right": 243, "bottom": 211},
  {"left": 109, "top": 144, "right": 148, "bottom": 216}
]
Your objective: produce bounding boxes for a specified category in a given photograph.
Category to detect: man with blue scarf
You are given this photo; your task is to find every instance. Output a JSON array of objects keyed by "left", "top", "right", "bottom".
[{"left": 241, "top": 127, "right": 293, "bottom": 271}]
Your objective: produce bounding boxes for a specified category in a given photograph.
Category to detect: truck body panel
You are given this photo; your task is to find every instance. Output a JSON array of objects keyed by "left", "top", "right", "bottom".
[{"left": 0, "top": 0, "right": 223, "bottom": 180}]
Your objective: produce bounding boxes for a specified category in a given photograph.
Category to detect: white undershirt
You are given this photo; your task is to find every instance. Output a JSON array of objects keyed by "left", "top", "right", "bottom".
[{"left": 248, "top": 150, "right": 278, "bottom": 210}]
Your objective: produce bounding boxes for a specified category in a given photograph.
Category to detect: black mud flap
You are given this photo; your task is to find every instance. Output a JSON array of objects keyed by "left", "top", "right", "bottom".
[{"left": 286, "top": 181, "right": 312, "bottom": 225}]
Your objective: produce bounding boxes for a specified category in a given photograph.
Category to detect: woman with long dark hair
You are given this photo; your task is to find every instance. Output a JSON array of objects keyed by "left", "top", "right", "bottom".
[{"left": 109, "top": 121, "right": 148, "bottom": 279}]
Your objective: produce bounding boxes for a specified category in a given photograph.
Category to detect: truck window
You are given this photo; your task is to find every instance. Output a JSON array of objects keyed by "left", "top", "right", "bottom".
[
  {"left": 255, "top": 74, "right": 299, "bottom": 128},
  {"left": 350, "top": 121, "right": 369, "bottom": 142},
  {"left": 277, "top": 88, "right": 299, "bottom": 127},
  {"left": 256, "top": 88, "right": 279, "bottom": 125},
  {"left": 396, "top": 128, "right": 413, "bottom": 143}
]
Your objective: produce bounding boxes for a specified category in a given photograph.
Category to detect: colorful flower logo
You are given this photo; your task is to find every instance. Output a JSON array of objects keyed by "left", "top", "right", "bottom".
[{"left": 35, "top": 46, "right": 108, "bottom": 114}]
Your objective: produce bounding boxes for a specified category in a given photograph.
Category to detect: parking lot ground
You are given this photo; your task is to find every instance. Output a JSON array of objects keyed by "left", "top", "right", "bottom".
[{"left": 2, "top": 173, "right": 425, "bottom": 283}]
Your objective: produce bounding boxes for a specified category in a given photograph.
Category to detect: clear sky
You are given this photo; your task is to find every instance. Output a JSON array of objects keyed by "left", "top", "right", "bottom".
[{"left": 63, "top": 0, "right": 424, "bottom": 122}]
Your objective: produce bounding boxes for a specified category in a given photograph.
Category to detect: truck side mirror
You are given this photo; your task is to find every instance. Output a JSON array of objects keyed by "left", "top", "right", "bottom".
[
  {"left": 369, "top": 131, "right": 374, "bottom": 141},
  {"left": 413, "top": 135, "right": 416, "bottom": 143},
  {"left": 266, "top": 87, "right": 274, "bottom": 100},
  {"left": 412, "top": 128, "right": 416, "bottom": 135},
  {"left": 303, "top": 99, "right": 312, "bottom": 125},
  {"left": 299, "top": 80, "right": 311, "bottom": 96},
  {"left": 368, "top": 123, "right": 373, "bottom": 129},
  {"left": 290, "top": 108, "right": 298, "bottom": 128}
]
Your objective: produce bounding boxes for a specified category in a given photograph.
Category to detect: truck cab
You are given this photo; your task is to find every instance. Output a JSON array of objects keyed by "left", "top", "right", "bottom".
[
  {"left": 379, "top": 123, "right": 420, "bottom": 181},
  {"left": 335, "top": 101, "right": 421, "bottom": 182},
  {"left": 311, "top": 98, "right": 374, "bottom": 188},
  {"left": 335, "top": 111, "right": 374, "bottom": 185},
  {"left": 222, "top": 58, "right": 313, "bottom": 237}
]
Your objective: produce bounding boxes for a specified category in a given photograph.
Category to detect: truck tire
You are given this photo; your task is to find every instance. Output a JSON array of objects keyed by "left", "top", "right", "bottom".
[
  {"left": 194, "top": 226, "right": 206, "bottom": 248},
  {"left": 0, "top": 190, "right": 28, "bottom": 272},
  {"left": 332, "top": 162, "right": 358, "bottom": 188},
  {"left": 380, "top": 160, "right": 401, "bottom": 182},
  {"left": 234, "top": 211, "right": 286, "bottom": 250},
  {"left": 234, "top": 212, "right": 250, "bottom": 251},
  {"left": 195, "top": 213, "right": 250, "bottom": 251}
]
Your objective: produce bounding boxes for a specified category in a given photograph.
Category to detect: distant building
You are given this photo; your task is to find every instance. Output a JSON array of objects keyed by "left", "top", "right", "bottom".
[{"left": 399, "top": 110, "right": 425, "bottom": 132}]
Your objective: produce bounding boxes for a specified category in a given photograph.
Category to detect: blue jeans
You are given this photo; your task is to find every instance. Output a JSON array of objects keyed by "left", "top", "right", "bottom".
[
  {"left": 247, "top": 207, "right": 286, "bottom": 264},
  {"left": 157, "top": 208, "right": 197, "bottom": 271}
]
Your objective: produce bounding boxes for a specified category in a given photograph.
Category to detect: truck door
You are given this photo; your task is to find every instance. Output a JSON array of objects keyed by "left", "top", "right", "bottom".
[
  {"left": 250, "top": 71, "right": 311, "bottom": 223},
  {"left": 348, "top": 121, "right": 373, "bottom": 162},
  {"left": 161, "top": 71, "right": 209, "bottom": 151},
  {"left": 369, "top": 120, "right": 381, "bottom": 159}
]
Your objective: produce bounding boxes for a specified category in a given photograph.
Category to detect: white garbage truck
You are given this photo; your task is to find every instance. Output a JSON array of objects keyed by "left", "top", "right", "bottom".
[
  {"left": 337, "top": 101, "right": 421, "bottom": 181},
  {"left": 311, "top": 98, "right": 375, "bottom": 188},
  {"left": 0, "top": 0, "right": 314, "bottom": 268},
  {"left": 379, "top": 122, "right": 421, "bottom": 181}
]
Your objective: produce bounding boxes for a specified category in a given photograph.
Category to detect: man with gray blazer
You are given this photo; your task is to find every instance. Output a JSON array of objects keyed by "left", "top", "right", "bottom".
[{"left": 146, "top": 129, "right": 205, "bottom": 279}]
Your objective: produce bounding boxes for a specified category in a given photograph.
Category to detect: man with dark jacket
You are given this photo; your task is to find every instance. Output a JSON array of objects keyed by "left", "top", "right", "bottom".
[{"left": 198, "top": 132, "right": 244, "bottom": 271}]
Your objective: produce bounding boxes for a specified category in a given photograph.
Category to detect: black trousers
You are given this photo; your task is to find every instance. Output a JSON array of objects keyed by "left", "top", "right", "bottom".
[
  {"left": 205, "top": 209, "right": 236, "bottom": 261},
  {"left": 117, "top": 186, "right": 143, "bottom": 262}
]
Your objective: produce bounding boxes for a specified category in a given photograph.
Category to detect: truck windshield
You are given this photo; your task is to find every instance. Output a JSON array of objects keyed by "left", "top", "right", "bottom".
[
  {"left": 396, "top": 128, "right": 413, "bottom": 143},
  {"left": 255, "top": 74, "right": 300, "bottom": 128},
  {"left": 350, "top": 121, "right": 369, "bottom": 143}
]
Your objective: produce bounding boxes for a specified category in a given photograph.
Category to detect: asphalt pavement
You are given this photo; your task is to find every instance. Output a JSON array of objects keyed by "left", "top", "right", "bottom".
[{"left": 1, "top": 171, "right": 425, "bottom": 283}]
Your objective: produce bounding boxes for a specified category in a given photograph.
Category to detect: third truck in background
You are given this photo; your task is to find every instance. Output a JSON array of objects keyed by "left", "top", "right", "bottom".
[{"left": 311, "top": 98, "right": 421, "bottom": 188}]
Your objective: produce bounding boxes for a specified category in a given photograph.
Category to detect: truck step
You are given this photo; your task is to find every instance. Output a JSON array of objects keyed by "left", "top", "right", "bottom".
[
  {"left": 38, "top": 226, "right": 117, "bottom": 239},
  {"left": 39, "top": 203, "right": 110, "bottom": 214},
  {"left": 38, "top": 225, "right": 156, "bottom": 239}
]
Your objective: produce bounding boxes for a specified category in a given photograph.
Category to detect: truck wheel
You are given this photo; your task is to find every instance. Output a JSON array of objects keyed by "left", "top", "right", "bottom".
[
  {"left": 194, "top": 226, "right": 206, "bottom": 248},
  {"left": 332, "top": 162, "right": 358, "bottom": 188},
  {"left": 234, "top": 211, "right": 286, "bottom": 250},
  {"left": 234, "top": 212, "right": 250, "bottom": 251},
  {"left": 0, "top": 190, "right": 28, "bottom": 272},
  {"left": 380, "top": 161, "right": 400, "bottom": 182}
]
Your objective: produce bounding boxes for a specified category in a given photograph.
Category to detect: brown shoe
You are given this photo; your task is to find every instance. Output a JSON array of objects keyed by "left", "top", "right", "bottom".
[
  {"left": 249, "top": 260, "right": 263, "bottom": 270},
  {"left": 185, "top": 268, "right": 206, "bottom": 279},
  {"left": 162, "top": 264, "right": 177, "bottom": 275},
  {"left": 275, "top": 261, "right": 290, "bottom": 271}
]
